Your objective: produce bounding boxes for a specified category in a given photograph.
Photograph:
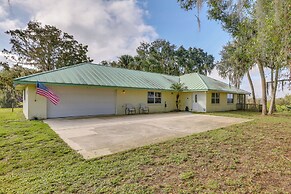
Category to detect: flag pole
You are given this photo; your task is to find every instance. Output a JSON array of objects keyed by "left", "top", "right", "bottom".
[{"left": 35, "top": 82, "right": 37, "bottom": 102}]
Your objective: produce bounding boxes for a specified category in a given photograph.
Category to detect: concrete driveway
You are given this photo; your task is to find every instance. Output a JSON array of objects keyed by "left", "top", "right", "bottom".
[{"left": 45, "top": 112, "right": 250, "bottom": 159}]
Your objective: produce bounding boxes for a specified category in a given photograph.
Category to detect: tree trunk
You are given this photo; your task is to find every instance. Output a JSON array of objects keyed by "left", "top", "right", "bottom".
[
  {"left": 11, "top": 88, "right": 14, "bottom": 112},
  {"left": 270, "top": 68, "right": 274, "bottom": 96},
  {"left": 246, "top": 70, "right": 256, "bottom": 106},
  {"left": 236, "top": 81, "right": 240, "bottom": 89},
  {"left": 176, "top": 93, "right": 180, "bottom": 110},
  {"left": 268, "top": 67, "right": 279, "bottom": 114},
  {"left": 257, "top": 61, "right": 267, "bottom": 115}
]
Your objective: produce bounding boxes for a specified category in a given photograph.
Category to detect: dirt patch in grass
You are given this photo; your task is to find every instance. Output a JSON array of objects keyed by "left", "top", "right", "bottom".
[{"left": 0, "top": 109, "right": 291, "bottom": 193}]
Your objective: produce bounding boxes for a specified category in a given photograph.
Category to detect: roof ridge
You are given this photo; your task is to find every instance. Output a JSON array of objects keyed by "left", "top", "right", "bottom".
[
  {"left": 14, "top": 62, "right": 87, "bottom": 81},
  {"left": 90, "top": 63, "right": 180, "bottom": 78},
  {"left": 196, "top": 73, "right": 209, "bottom": 90},
  {"left": 197, "top": 74, "right": 249, "bottom": 93},
  {"left": 200, "top": 73, "right": 231, "bottom": 87}
]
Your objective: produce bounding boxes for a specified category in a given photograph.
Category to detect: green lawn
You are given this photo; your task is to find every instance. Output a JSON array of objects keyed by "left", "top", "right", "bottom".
[{"left": 1, "top": 109, "right": 291, "bottom": 193}]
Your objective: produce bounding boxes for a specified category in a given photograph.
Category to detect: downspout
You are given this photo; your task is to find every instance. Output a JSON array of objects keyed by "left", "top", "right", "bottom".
[{"left": 205, "top": 91, "right": 207, "bottom": 112}]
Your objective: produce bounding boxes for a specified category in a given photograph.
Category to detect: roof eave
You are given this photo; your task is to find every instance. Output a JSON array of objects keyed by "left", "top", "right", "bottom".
[
  {"left": 13, "top": 80, "right": 177, "bottom": 91},
  {"left": 206, "top": 88, "right": 249, "bottom": 94}
]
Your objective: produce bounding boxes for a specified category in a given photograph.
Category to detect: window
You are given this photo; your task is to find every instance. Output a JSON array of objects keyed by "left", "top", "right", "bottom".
[
  {"left": 148, "top": 91, "right": 161, "bottom": 104},
  {"left": 211, "top": 93, "right": 220, "bottom": 104},
  {"left": 194, "top": 94, "right": 198, "bottom": 103},
  {"left": 227, "top": 94, "right": 234, "bottom": 103}
]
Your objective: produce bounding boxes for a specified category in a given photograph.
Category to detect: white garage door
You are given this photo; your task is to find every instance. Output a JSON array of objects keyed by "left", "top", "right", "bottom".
[{"left": 47, "top": 86, "right": 116, "bottom": 118}]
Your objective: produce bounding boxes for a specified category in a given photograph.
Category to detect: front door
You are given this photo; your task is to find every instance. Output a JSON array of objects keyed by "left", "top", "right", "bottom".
[{"left": 192, "top": 93, "right": 199, "bottom": 112}]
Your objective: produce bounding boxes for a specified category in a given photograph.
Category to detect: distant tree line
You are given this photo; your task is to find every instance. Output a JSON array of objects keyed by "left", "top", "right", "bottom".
[{"left": 100, "top": 39, "right": 215, "bottom": 76}]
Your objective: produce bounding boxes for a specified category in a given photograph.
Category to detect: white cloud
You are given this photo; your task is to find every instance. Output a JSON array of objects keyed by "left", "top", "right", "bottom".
[
  {"left": 0, "top": 18, "right": 21, "bottom": 31},
  {"left": 0, "top": 4, "right": 7, "bottom": 18},
  {"left": 208, "top": 68, "right": 229, "bottom": 83},
  {"left": 5, "top": 0, "right": 158, "bottom": 62},
  {"left": 0, "top": 52, "right": 5, "bottom": 62},
  {"left": 0, "top": 0, "right": 22, "bottom": 31}
]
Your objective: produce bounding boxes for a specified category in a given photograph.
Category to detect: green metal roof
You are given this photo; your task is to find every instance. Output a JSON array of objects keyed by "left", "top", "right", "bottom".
[
  {"left": 14, "top": 62, "right": 249, "bottom": 94},
  {"left": 14, "top": 63, "right": 179, "bottom": 90},
  {"left": 180, "top": 73, "right": 249, "bottom": 94}
]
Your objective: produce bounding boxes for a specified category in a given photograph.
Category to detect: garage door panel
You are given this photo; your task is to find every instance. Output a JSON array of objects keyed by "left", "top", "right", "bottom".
[{"left": 47, "top": 86, "right": 116, "bottom": 118}]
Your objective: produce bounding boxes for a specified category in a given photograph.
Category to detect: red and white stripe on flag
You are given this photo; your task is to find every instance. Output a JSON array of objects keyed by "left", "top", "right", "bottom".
[{"left": 36, "top": 82, "right": 60, "bottom": 105}]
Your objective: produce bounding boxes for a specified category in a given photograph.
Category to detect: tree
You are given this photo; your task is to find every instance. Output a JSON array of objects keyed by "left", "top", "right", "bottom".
[
  {"left": 217, "top": 42, "right": 244, "bottom": 89},
  {"left": 178, "top": 0, "right": 251, "bottom": 36},
  {"left": 103, "top": 39, "right": 215, "bottom": 76},
  {"left": 3, "top": 21, "right": 92, "bottom": 71},
  {"left": 178, "top": 0, "right": 290, "bottom": 115},
  {"left": 136, "top": 42, "right": 151, "bottom": 71},
  {"left": 0, "top": 62, "right": 36, "bottom": 108},
  {"left": 170, "top": 82, "right": 187, "bottom": 110},
  {"left": 254, "top": 0, "right": 291, "bottom": 114},
  {"left": 186, "top": 47, "right": 214, "bottom": 75},
  {"left": 148, "top": 39, "right": 178, "bottom": 75},
  {"left": 100, "top": 60, "right": 110, "bottom": 66},
  {"left": 117, "top": 55, "right": 135, "bottom": 69},
  {"left": 178, "top": 0, "right": 205, "bottom": 30},
  {"left": 176, "top": 46, "right": 188, "bottom": 73},
  {"left": 203, "top": 54, "right": 215, "bottom": 75},
  {"left": 217, "top": 38, "right": 257, "bottom": 105}
]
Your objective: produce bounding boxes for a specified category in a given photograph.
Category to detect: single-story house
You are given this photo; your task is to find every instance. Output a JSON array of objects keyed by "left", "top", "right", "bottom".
[{"left": 14, "top": 62, "right": 249, "bottom": 119}]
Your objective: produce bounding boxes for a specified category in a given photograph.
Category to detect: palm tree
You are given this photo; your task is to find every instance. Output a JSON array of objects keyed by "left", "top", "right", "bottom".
[
  {"left": 170, "top": 82, "right": 186, "bottom": 110},
  {"left": 117, "top": 55, "right": 134, "bottom": 69}
]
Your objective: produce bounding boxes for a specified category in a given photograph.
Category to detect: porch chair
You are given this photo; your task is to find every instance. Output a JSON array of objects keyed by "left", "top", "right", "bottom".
[
  {"left": 139, "top": 103, "right": 149, "bottom": 114},
  {"left": 125, "top": 103, "right": 136, "bottom": 115}
]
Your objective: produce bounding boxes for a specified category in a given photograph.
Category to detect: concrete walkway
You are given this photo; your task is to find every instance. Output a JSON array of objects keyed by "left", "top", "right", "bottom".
[{"left": 44, "top": 112, "right": 250, "bottom": 159}]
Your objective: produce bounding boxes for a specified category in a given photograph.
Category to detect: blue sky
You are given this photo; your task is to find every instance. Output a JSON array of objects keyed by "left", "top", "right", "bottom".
[{"left": 143, "top": 0, "right": 231, "bottom": 61}]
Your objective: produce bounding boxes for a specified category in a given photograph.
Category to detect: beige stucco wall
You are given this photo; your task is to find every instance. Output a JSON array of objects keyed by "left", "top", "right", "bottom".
[
  {"left": 22, "top": 84, "right": 243, "bottom": 119},
  {"left": 206, "top": 91, "right": 238, "bottom": 112},
  {"left": 23, "top": 85, "right": 177, "bottom": 119},
  {"left": 116, "top": 89, "right": 176, "bottom": 114},
  {"left": 24, "top": 85, "right": 47, "bottom": 119},
  {"left": 179, "top": 92, "right": 208, "bottom": 112}
]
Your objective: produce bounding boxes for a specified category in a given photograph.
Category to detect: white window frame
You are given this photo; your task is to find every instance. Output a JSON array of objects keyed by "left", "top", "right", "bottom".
[
  {"left": 147, "top": 91, "right": 162, "bottom": 104},
  {"left": 227, "top": 93, "right": 234, "bottom": 104},
  {"left": 211, "top": 93, "right": 220, "bottom": 104}
]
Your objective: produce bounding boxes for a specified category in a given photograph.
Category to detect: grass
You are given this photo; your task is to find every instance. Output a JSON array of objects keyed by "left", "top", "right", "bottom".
[{"left": 0, "top": 109, "right": 291, "bottom": 193}]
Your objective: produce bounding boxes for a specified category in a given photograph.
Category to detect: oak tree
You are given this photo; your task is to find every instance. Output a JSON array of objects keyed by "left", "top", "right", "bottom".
[{"left": 3, "top": 21, "right": 92, "bottom": 71}]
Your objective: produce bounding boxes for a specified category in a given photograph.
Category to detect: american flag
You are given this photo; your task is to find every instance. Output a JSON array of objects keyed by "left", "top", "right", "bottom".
[{"left": 36, "top": 82, "right": 60, "bottom": 105}]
